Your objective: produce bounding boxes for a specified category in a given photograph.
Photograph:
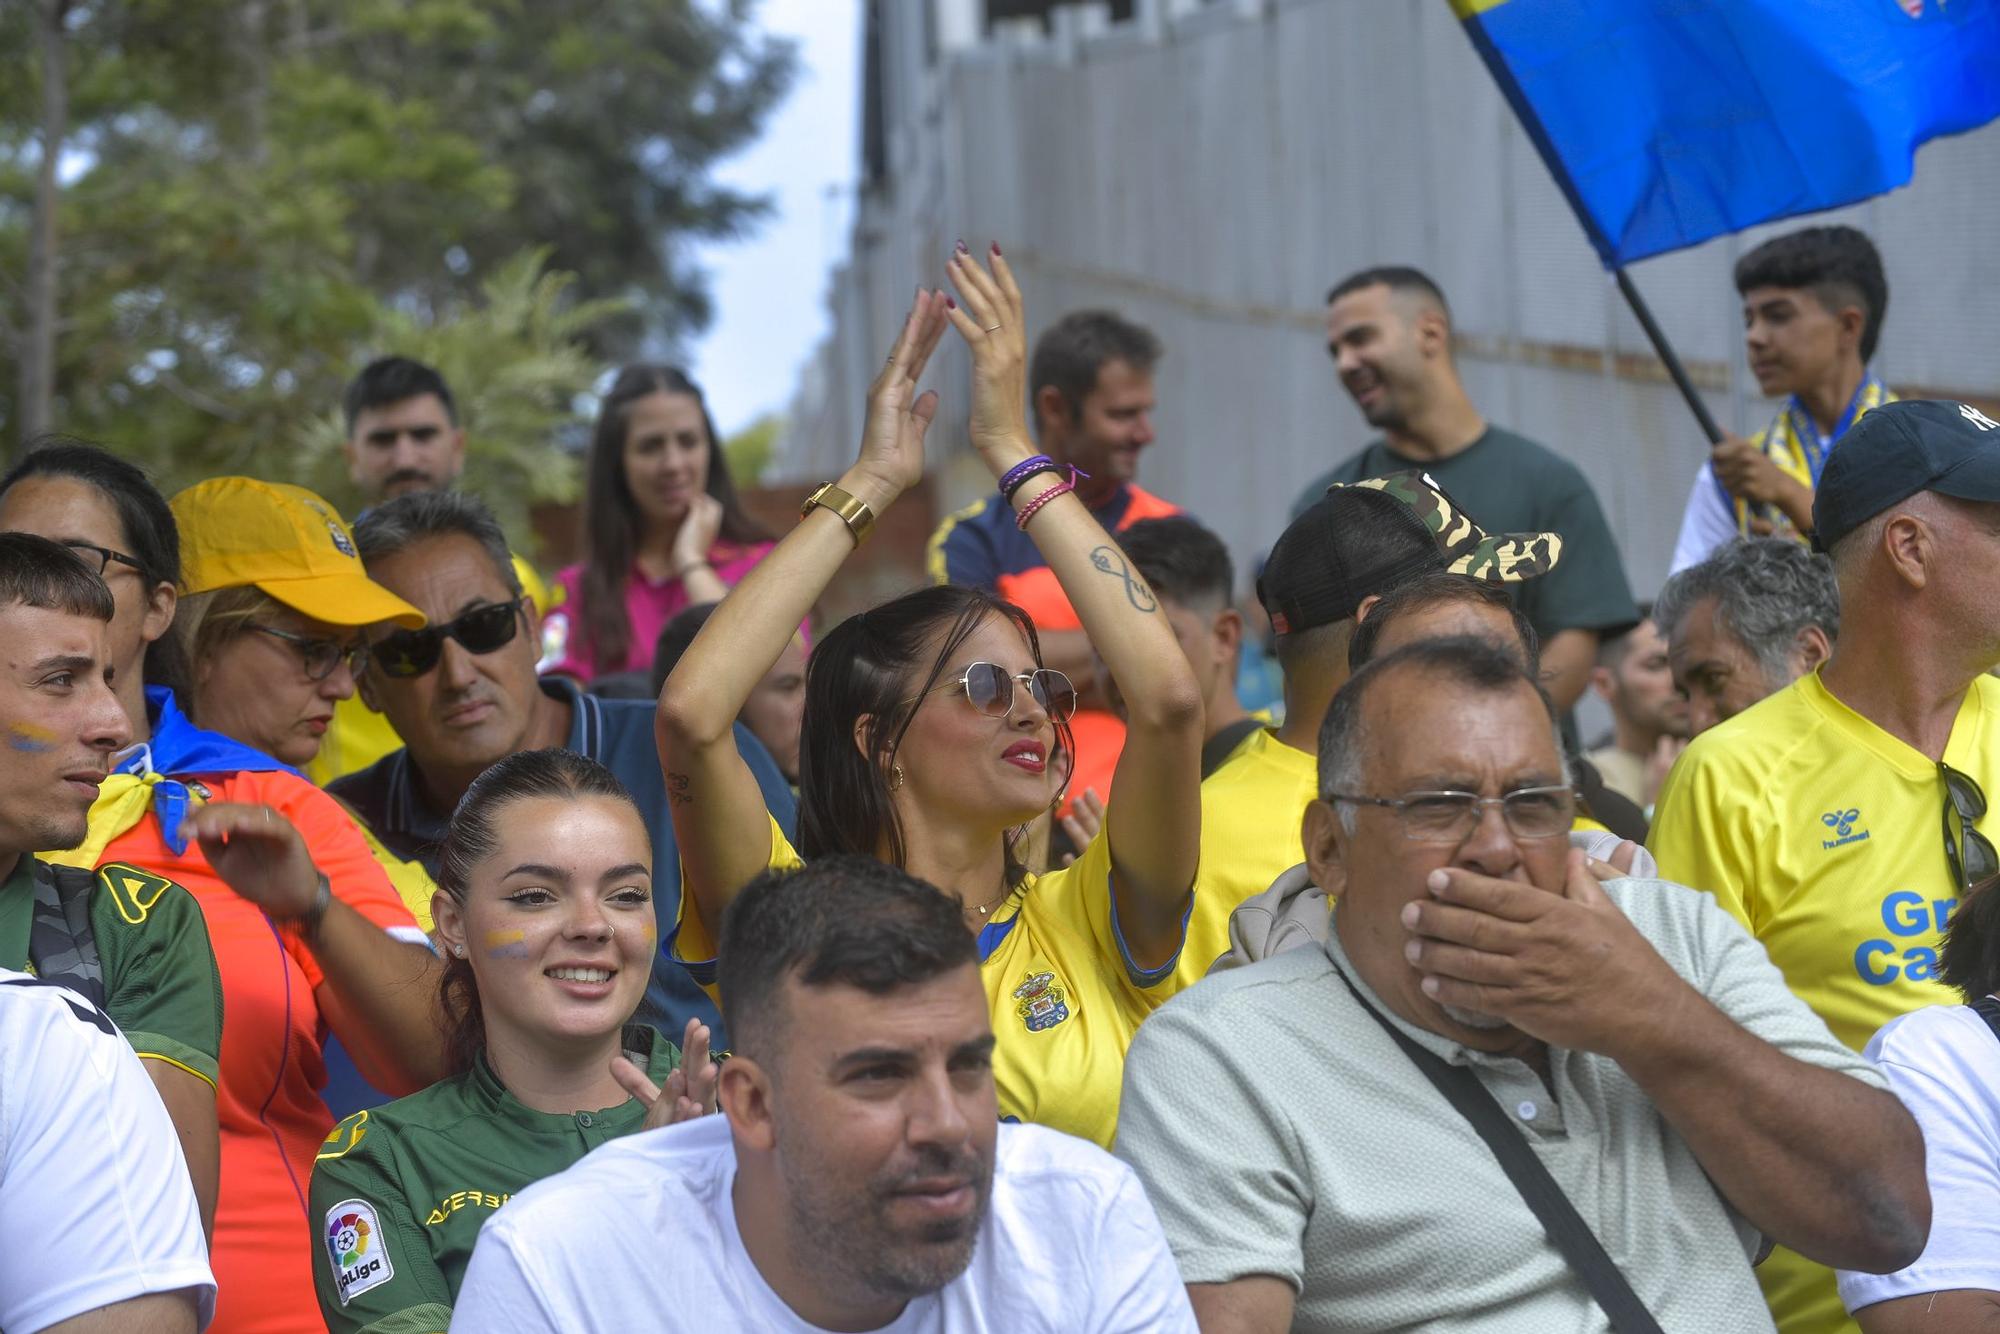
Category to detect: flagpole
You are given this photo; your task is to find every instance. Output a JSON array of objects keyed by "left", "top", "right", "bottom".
[{"left": 1613, "top": 267, "right": 1723, "bottom": 446}]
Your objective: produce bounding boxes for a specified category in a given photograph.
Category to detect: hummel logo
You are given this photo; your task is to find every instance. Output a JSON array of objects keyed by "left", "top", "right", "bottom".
[{"left": 1820, "top": 808, "right": 1870, "bottom": 850}]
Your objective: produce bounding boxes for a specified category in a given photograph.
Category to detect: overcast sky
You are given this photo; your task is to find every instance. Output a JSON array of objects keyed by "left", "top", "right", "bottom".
[{"left": 686, "top": 0, "right": 861, "bottom": 438}]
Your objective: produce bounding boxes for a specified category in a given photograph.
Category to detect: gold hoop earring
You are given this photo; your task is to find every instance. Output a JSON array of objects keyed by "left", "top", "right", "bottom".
[{"left": 888, "top": 763, "right": 905, "bottom": 791}]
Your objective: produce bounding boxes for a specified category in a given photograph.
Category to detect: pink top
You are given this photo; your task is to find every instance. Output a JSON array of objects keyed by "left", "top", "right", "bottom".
[{"left": 543, "top": 540, "right": 775, "bottom": 681}]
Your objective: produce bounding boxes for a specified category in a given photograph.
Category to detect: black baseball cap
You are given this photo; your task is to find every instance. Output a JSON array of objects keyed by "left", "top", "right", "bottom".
[
  {"left": 1256, "top": 471, "right": 1562, "bottom": 636},
  {"left": 1813, "top": 400, "right": 2000, "bottom": 552}
]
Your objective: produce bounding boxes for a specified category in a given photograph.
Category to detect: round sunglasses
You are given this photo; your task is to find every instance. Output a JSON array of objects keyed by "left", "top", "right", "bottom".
[
  {"left": 908, "top": 661, "right": 1078, "bottom": 723},
  {"left": 357, "top": 598, "right": 527, "bottom": 679}
]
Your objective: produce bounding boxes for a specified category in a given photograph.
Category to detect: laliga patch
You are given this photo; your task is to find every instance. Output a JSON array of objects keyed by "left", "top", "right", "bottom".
[{"left": 325, "top": 1199, "right": 393, "bottom": 1304}]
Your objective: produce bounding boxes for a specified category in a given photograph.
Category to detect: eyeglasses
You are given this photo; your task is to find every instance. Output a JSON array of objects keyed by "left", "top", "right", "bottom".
[
  {"left": 246, "top": 623, "right": 361, "bottom": 683},
  {"left": 61, "top": 540, "right": 143, "bottom": 579},
  {"left": 359, "top": 598, "right": 526, "bottom": 679},
  {"left": 1325, "top": 784, "right": 1576, "bottom": 843},
  {"left": 909, "top": 662, "right": 1078, "bottom": 723},
  {"left": 1940, "top": 761, "right": 1999, "bottom": 893}
]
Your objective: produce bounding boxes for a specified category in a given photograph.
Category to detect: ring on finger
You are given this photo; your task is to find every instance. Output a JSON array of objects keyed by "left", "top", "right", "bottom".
[{"left": 984, "top": 324, "right": 1003, "bottom": 333}]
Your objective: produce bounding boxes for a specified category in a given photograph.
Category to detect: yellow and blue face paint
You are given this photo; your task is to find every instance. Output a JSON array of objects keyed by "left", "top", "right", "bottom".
[{"left": 5, "top": 722, "right": 56, "bottom": 753}]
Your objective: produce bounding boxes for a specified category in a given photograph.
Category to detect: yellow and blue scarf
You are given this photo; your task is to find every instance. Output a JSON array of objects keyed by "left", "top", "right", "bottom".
[
  {"left": 44, "top": 687, "right": 297, "bottom": 871},
  {"left": 1721, "top": 372, "right": 1895, "bottom": 540}
]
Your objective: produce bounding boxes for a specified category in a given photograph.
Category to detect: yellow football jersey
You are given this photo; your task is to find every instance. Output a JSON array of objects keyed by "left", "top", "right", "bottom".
[
  {"left": 1184, "top": 727, "right": 1318, "bottom": 982},
  {"left": 1650, "top": 668, "right": 1998, "bottom": 1334},
  {"left": 671, "top": 817, "right": 1189, "bottom": 1150}
]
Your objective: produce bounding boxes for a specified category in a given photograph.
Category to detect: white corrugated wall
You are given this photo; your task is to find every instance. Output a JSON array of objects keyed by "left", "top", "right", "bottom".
[{"left": 773, "top": 0, "right": 2000, "bottom": 599}]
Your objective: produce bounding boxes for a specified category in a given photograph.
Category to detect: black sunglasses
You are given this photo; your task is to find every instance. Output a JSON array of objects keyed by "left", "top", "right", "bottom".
[
  {"left": 360, "top": 599, "right": 526, "bottom": 679},
  {"left": 1940, "top": 761, "right": 1999, "bottom": 894}
]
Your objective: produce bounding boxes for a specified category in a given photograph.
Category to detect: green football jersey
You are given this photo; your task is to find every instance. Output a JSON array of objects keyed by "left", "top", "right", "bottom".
[
  {"left": 0, "top": 855, "right": 223, "bottom": 1086},
  {"left": 309, "top": 1024, "right": 682, "bottom": 1334}
]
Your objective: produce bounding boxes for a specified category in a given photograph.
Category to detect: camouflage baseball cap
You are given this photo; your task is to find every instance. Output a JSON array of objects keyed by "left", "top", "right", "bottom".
[{"left": 1257, "top": 470, "right": 1562, "bottom": 635}]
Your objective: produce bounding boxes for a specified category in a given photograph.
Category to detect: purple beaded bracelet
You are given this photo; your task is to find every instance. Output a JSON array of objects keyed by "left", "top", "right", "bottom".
[{"left": 999, "top": 454, "right": 1058, "bottom": 499}]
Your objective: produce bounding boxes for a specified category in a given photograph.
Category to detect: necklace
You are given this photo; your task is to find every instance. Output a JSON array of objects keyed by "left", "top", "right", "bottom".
[{"left": 966, "top": 883, "right": 1012, "bottom": 920}]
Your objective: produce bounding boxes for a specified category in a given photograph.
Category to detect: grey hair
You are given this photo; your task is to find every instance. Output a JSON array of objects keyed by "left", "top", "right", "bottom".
[
  {"left": 1654, "top": 538, "right": 1839, "bottom": 684},
  {"left": 1317, "top": 636, "right": 1569, "bottom": 830},
  {"left": 351, "top": 489, "right": 523, "bottom": 598}
]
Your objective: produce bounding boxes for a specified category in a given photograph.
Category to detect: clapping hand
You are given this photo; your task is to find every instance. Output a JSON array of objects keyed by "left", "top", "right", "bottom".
[
  {"left": 852, "top": 288, "right": 953, "bottom": 498},
  {"left": 943, "top": 242, "right": 1033, "bottom": 474},
  {"left": 615, "top": 1018, "right": 720, "bottom": 1130}
]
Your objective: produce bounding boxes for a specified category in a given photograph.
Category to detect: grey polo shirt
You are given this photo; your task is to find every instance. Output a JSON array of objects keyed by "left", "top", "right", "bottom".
[{"left": 1116, "top": 877, "right": 1886, "bottom": 1333}]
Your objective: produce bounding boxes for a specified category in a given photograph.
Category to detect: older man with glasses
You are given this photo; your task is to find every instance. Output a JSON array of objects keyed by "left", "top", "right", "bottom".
[
  {"left": 1118, "top": 635, "right": 1927, "bottom": 1334},
  {"left": 328, "top": 490, "right": 796, "bottom": 1047},
  {"left": 1651, "top": 399, "right": 2000, "bottom": 1334}
]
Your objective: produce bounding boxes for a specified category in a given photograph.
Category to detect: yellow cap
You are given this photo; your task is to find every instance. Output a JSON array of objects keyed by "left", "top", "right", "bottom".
[{"left": 169, "top": 477, "right": 426, "bottom": 629}]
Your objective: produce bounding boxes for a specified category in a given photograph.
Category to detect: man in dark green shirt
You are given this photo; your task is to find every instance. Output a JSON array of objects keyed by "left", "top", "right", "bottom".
[
  {"left": 0, "top": 533, "right": 224, "bottom": 1228},
  {"left": 309, "top": 1026, "right": 680, "bottom": 1333},
  {"left": 1295, "top": 266, "right": 1636, "bottom": 716}
]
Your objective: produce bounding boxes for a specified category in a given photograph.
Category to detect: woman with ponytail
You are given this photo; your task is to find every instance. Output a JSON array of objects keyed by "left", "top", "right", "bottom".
[{"left": 308, "top": 749, "right": 715, "bottom": 1334}]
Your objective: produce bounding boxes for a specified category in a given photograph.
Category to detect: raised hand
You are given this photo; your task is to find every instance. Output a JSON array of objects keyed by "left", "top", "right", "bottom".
[
  {"left": 852, "top": 287, "right": 952, "bottom": 497},
  {"left": 616, "top": 1018, "right": 720, "bottom": 1130},
  {"left": 943, "top": 242, "right": 1033, "bottom": 474},
  {"left": 183, "top": 802, "right": 322, "bottom": 921}
]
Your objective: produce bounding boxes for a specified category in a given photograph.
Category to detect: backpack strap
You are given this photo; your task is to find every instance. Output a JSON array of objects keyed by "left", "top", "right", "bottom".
[{"left": 27, "top": 862, "right": 108, "bottom": 1013}]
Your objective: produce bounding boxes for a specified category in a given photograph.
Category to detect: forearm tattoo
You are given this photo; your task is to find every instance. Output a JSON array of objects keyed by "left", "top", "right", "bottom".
[{"left": 1090, "top": 546, "right": 1158, "bottom": 612}]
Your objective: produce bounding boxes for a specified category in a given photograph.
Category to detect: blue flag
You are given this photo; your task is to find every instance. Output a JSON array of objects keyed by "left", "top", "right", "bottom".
[{"left": 1456, "top": 0, "right": 2000, "bottom": 266}]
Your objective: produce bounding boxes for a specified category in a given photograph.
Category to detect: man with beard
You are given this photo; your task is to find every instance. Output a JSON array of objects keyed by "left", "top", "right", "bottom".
[
  {"left": 1292, "top": 267, "right": 1635, "bottom": 716},
  {"left": 1118, "top": 637, "right": 1926, "bottom": 1332},
  {"left": 449, "top": 855, "right": 1194, "bottom": 1333}
]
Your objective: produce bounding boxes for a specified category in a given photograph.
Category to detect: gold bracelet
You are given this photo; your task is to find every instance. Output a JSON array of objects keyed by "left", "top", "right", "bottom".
[{"left": 801, "top": 482, "right": 875, "bottom": 546}]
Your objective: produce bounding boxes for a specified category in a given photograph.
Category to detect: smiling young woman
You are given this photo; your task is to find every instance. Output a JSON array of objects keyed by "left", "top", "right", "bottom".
[
  {"left": 543, "top": 366, "right": 773, "bottom": 684},
  {"left": 308, "top": 749, "right": 715, "bottom": 1334},
  {"left": 656, "top": 247, "right": 1205, "bottom": 1150}
]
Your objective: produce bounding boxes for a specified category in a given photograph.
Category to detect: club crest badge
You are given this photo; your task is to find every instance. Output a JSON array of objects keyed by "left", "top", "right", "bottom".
[
  {"left": 1013, "top": 970, "right": 1071, "bottom": 1032},
  {"left": 325, "top": 1198, "right": 393, "bottom": 1304}
]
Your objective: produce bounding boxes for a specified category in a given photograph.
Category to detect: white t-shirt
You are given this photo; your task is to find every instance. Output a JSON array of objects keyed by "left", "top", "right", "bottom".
[
  {"left": 1669, "top": 462, "right": 1739, "bottom": 575},
  {"left": 1838, "top": 1001, "right": 2000, "bottom": 1315},
  {"left": 450, "top": 1115, "right": 1196, "bottom": 1333},
  {"left": 0, "top": 970, "right": 215, "bottom": 1333}
]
